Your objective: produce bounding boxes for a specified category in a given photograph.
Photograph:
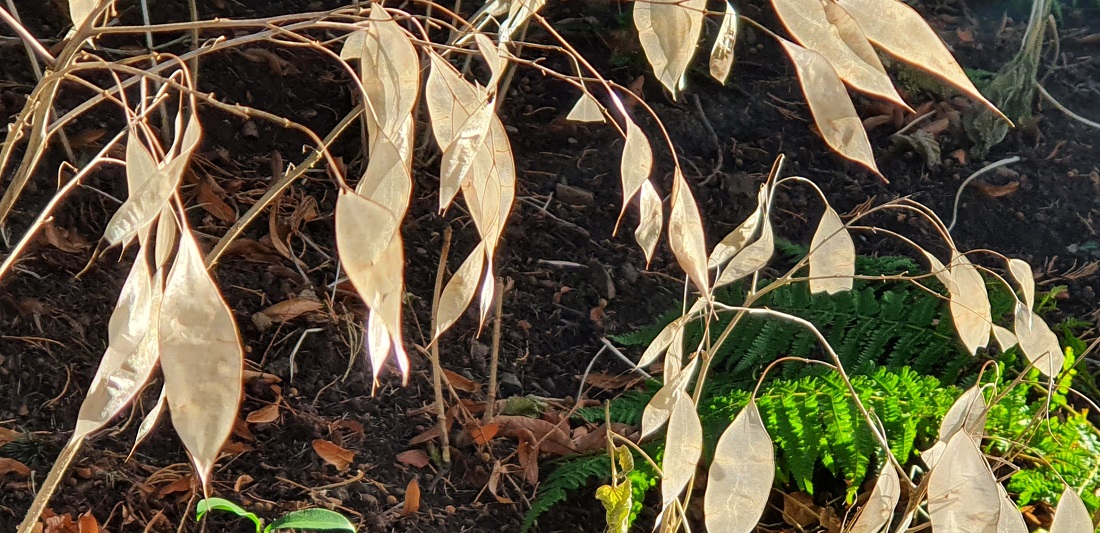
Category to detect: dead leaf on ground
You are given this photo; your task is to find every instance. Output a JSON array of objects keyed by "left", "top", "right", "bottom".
[
  {"left": 974, "top": 180, "right": 1020, "bottom": 198},
  {"left": 402, "top": 478, "right": 421, "bottom": 515},
  {"left": 782, "top": 492, "right": 820, "bottom": 529},
  {"left": 487, "top": 460, "right": 514, "bottom": 504},
  {"left": 243, "top": 370, "right": 282, "bottom": 383},
  {"left": 259, "top": 298, "right": 324, "bottom": 322},
  {"left": 469, "top": 422, "right": 500, "bottom": 446},
  {"left": 517, "top": 428, "right": 539, "bottom": 485},
  {"left": 0, "top": 426, "right": 20, "bottom": 446},
  {"left": 234, "top": 474, "right": 254, "bottom": 492},
  {"left": 0, "top": 457, "right": 31, "bottom": 477},
  {"left": 396, "top": 449, "right": 430, "bottom": 468},
  {"left": 245, "top": 402, "right": 280, "bottom": 424},
  {"left": 232, "top": 417, "right": 255, "bottom": 442},
  {"left": 42, "top": 223, "right": 90, "bottom": 253},
  {"left": 409, "top": 424, "right": 443, "bottom": 446},
  {"left": 572, "top": 423, "right": 636, "bottom": 453},
  {"left": 312, "top": 439, "right": 355, "bottom": 470},
  {"left": 221, "top": 441, "right": 254, "bottom": 455},
  {"left": 77, "top": 512, "right": 99, "bottom": 533},
  {"left": 495, "top": 415, "right": 577, "bottom": 456},
  {"left": 443, "top": 369, "right": 482, "bottom": 393},
  {"left": 196, "top": 179, "right": 236, "bottom": 223},
  {"left": 222, "top": 238, "right": 283, "bottom": 263},
  {"left": 581, "top": 372, "right": 646, "bottom": 391},
  {"left": 156, "top": 475, "right": 194, "bottom": 498}
]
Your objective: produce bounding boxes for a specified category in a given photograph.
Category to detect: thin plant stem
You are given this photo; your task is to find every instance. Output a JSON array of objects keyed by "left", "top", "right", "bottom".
[
  {"left": 430, "top": 227, "right": 454, "bottom": 465},
  {"left": 484, "top": 276, "right": 505, "bottom": 421},
  {"left": 0, "top": 2, "right": 55, "bottom": 66}
]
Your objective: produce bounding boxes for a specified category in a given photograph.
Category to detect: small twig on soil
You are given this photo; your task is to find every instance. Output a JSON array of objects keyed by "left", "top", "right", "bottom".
[
  {"left": 288, "top": 327, "right": 324, "bottom": 384},
  {"left": 575, "top": 344, "right": 608, "bottom": 406},
  {"left": 600, "top": 337, "right": 652, "bottom": 379},
  {"left": 430, "top": 226, "right": 453, "bottom": 465},
  {"left": 43, "top": 365, "right": 71, "bottom": 408},
  {"left": 691, "top": 93, "right": 720, "bottom": 152},
  {"left": 893, "top": 110, "right": 936, "bottom": 137},
  {"left": 1038, "top": 83, "right": 1100, "bottom": 130},
  {"left": 484, "top": 276, "right": 505, "bottom": 422},
  {"left": 517, "top": 197, "right": 590, "bottom": 238},
  {"left": 947, "top": 155, "right": 1022, "bottom": 233}
]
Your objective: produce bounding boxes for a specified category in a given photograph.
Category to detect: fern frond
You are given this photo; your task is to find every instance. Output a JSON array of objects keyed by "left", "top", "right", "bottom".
[{"left": 523, "top": 454, "right": 611, "bottom": 532}]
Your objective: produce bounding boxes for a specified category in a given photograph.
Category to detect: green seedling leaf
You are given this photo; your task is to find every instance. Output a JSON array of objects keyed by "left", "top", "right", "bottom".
[
  {"left": 197, "top": 498, "right": 263, "bottom": 533},
  {"left": 596, "top": 479, "right": 633, "bottom": 533},
  {"left": 266, "top": 508, "right": 357, "bottom": 532}
]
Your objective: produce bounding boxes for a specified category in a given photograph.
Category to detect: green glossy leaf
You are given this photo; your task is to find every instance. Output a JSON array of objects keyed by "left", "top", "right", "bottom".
[
  {"left": 197, "top": 498, "right": 263, "bottom": 533},
  {"left": 266, "top": 508, "right": 357, "bottom": 532}
]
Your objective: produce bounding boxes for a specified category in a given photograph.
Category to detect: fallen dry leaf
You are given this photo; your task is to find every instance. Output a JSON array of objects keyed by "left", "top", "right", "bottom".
[
  {"left": 442, "top": 369, "right": 481, "bottom": 393},
  {"left": 245, "top": 403, "right": 280, "bottom": 424},
  {"left": 409, "top": 424, "right": 443, "bottom": 446},
  {"left": 487, "top": 460, "right": 514, "bottom": 504},
  {"left": 572, "top": 423, "right": 635, "bottom": 453},
  {"left": 396, "top": 449, "right": 430, "bottom": 468},
  {"left": 42, "top": 511, "right": 77, "bottom": 533},
  {"left": 402, "top": 478, "right": 421, "bottom": 516},
  {"left": 77, "top": 512, "right": 99, "bottom": 533},
  {"left": 0, "top": 426, "right": 19, "bottom": 446},
  {"left": 974, "top": 180, "right": 1020, "bottom": 198},
  {"left": 234, "top": 474, "right": 254, "bottom": 492},
  {"left": 259, "top": 298, "right": 323, "bottom": 322},
  {"left": 232, "top": 418, "right": 255, "bottom": 442},
  {"left": 223, "top": 239, "right": 283, "bottom": 263},
  {"left": 517, "top": 428, "right": 539, "bottom": 485},
  {"left": 0, "top": 457, "right": 31, "bottom": 477},
  {"left": 197, "top": 179, "right": 236, "bottom": 223},
  {"left": 469, "top": 422, "right": 500, "bottom": 446},
  {"left": 495, "top": 415, "right": 577, "bottom": 456},
  {"left": 221, "top": 441, "right": 254, "bottom": 455},
  {"left": 243, "top": 370, "right": 282, "bottom": 383},
  {"left": 156, "top": 475, "right": 194, "bottom": 498},
  {"left": 43, "top": 223, "right": 90, "bottom": 253},
  {"left": 312, "top": 439, "right": 355, "bottom": 470},
  {"left": 782, "top": 492, "right": 820, "bottom": 530},
  {"left": 581, "top": 372, "right": 646, "bottom": 391}
]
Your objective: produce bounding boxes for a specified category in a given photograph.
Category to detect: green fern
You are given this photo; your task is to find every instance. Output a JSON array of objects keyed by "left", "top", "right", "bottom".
[
  {"left": 522, "top": 454, "right": 611, "bottom": 532},
  {"left": 531, "top": 253, "right": 1100, "bottom": 530},
  {"left": 523, "top": 445, "right": 659, "bottom": 532},
  {"left": 613, "top": 248, "right": 1014, "bottom": 387}
]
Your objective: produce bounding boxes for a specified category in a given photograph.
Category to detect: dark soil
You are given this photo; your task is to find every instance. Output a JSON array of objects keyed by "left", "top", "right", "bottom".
[{"left": 1, "top": 0, "right": 1098, "bottom": 531}]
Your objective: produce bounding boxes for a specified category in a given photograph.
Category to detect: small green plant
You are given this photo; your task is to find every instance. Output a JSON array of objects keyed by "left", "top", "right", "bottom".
[
  {"left": 527, "top": 249, "right": 1100, "bottom": 530},
  {"left": 195, "top": 497, "right": 356, "bottom": 533}
]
